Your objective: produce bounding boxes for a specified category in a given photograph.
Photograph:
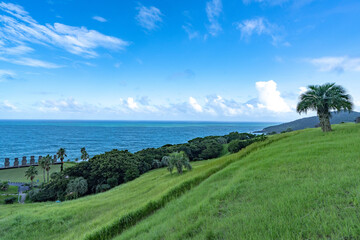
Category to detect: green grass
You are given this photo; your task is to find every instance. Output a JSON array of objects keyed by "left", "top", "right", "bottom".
[
  {"left": 0, "top": 185, "right": 18, "bottom": 195},
  {"left": 0, "top": 149, "right": 263, "bottom": 240},
  {"left": 0, "top": 186, "right": 18, "bottom": 205},
  {"left": 114, "top": 123, "right": 360, "bottom": 240},
  {"left": 0, "top": 163, "right": 73, "bottom": 183}
]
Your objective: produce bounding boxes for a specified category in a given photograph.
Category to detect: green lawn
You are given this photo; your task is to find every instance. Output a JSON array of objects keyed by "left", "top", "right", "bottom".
[
  {"left": 0, "top": 163, "right": 74, "bottom": 183},
  {"left": 115, "top": 123, "right": 360, "bottom": 240}
]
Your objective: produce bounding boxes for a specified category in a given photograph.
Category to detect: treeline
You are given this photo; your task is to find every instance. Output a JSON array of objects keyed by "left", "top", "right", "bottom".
[{"left": 29, "top": 132, "right": 266, "bottom": 202}]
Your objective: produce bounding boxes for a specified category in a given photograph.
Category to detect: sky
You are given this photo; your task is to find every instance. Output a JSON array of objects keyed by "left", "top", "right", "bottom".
[{"left": 0, "top": 0, "right": 360, "bottom": 121}]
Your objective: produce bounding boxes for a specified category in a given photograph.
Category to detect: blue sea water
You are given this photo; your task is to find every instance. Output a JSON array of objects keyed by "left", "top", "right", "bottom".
[{"left": 0, "top": 120, "right": 276, "bottom": 167}]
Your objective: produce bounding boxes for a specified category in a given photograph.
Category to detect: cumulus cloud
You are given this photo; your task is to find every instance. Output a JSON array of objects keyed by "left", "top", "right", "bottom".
[
  {"left": 135, "top": 4, "right": 162, "bottom": 31},
  {"left": 189, "top": 97, "right": 203, "bottom": 112},
  {"left": 308, "top": 56, "right": 360, "bottom": 73},
  {"left": 235, "top": 17, "right": 285, "bottom": 45},
  {"left": 0, "top": 1, "right": 129, "bottom": 64},
  {"left": 206, "top": 0, "right": 222, "bottom": 36},
  {"left": 255, "top": 80, "right": 291, "bottom": 112},
  {"left": 92, "top": 16, "right": 107, "bottom": 22},
  {"left": 299, "top": 86, "right": 307, "bottom": 94}
]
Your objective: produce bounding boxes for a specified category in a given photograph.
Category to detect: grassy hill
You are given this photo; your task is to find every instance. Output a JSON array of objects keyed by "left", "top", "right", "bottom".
[
  {"left": 1, "top": 123, "right": 360, "bottom": 239},
  {"left": 115, "top": 123, "right": 360, "bottom": 239}
]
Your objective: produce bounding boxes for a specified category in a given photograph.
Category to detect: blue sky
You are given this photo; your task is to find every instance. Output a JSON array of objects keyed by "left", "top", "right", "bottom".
[{"left": 0, "top": 0, "right": 360, "bottom": 121}]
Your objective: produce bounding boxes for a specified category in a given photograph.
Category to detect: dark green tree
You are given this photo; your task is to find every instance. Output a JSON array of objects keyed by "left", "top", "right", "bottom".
[
  {"left": 297, "top": 83, "right": 353, "bottom": 132},
  {"left": 81, "top": 147, "right": 89, "bottom": 161},
  {"left": 25, "top": 166, "right": 38, "bottom": 187},
  {"left": 57, "top": 148, "right": 67, "bottom": 172}
]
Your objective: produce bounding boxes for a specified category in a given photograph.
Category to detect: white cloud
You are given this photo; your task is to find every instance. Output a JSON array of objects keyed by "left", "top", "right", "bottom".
[
  {"left": 255, "top": 80, "right": 291, "bottom": 112},
  {"left": 235, "top": 17, "right": 285, "bottom": 45},
  {"left": 0, "top": 100, "right": 17, "bottom": 111},
  {"left": 0, "top": 2, "right": 129, "bottom": 62},
  {"left": 126, "top": 97, "right": 139, "bottom": 110},
  {"left": 0, "top": 69, "right": 15, "bottom": 82},
  {"left": 189, "top": 97, "right": 203, "bottom": 112},
  {"left": 135, "top": 5, "right": 162, "bottom": 31},
  {"left": 182, "top": 24, "right": 199, "bottom": 40},
  {"left": 0, "top": 56, "right": 61, "bottom": 68},
  {"left": 38, "top": 98, "right": 83, "bottom": 112},
  {"left": 0, "top": 45, "right": 33, "bottom": 55},
  {"left": 92, "top": 16, "right": 107, "bottom": 23},
  {"left": 299, "top": 86, "right": 307, "bottom": 94},
  {"left": 206, "top": 0, "right": 222, "bottom": 36},
  {"left": 309, "top": 56, "right": 360, "bottom": 73}
]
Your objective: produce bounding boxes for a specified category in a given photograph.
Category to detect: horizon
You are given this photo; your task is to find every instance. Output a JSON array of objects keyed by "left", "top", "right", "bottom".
[{"left": 1, "top": 0, "right": 360, "bottom": 121}]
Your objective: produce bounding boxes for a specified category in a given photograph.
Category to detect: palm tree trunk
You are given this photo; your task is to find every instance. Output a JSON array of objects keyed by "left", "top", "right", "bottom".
[
  {"left": 324, "top": 116, "right": 332, "bottom": 132},
  {"left": 61, "top": 159, "right": 63, "bottom": 172},
  {"left": 43, "top": 169, "right": 46, "bottom": 182},
  {"left": 319, "top": 114, "right": 332, "bottom": 132},
  {"left": 47, "top": 170, "right": 49, "bottom": 182}
]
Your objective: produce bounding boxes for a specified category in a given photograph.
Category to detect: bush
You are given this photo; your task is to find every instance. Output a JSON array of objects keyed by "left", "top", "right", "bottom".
[
  {"left": 4, "top": 197, "right": 16, "bottom": 204},
  {"left": 167, "top": 151, "right": 192, "bottom": 174},
  {"left": 124, "top": 165, "right": 140, "bottom": 182},
  {"left": 228, "top": 139, "right": 249, "bottom": 153},
  {"left": 66, "top": 177, "right": 88, "bottom": 199},
  {"left": 95, "top": 184, "right": 111, "bottom": 193},
  {"left": 107, "top": 177, "right": 118, "bottom": 188}
]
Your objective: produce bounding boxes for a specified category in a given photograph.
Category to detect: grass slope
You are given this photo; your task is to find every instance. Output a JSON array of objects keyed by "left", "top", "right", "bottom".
[
  {"left": 0, "top": 163, "right": 74, "bottom": 183},
  {"left": 0, "top": 142, "right": 274, "bottom": 240},
  {"left": 115, "top": 123, "right": 360, "bottom": 240}
]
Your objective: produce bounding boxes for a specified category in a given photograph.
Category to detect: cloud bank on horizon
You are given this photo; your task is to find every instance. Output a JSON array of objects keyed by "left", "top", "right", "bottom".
[{"left": 0, "top": 0, "right": 359, "bottom": 121}]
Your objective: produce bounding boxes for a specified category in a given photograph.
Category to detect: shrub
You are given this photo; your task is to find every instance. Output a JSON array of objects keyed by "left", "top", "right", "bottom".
[
  {"left": 124, "top": 165, "right": 140, "bottom": 182},
  {"left": 4, "top": 197, "right": 16, "bottom": 204},
  {"left": 167, "top": 151, "right": 192, "bottom": 174},
  {"left": 107, "top": 177, "right": 118, "bottom": 188},
  {"left": 95, "top": 184, "right": 111, "bottom": 193},
  {"left": 66, "top": 177, "right": 88, "bottom": 199}
]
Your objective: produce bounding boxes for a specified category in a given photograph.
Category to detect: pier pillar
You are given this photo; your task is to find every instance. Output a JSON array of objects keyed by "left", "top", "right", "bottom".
[
  {"left": 356, "top": 117, "right": 360, "bottom": 123},
  {"left": 53, "top": 155, "right": 57, "bottom": 163},
  {"left": 4, "top": 158, "right": 10, "bottom": 168},
  {"left": 22, "top": 156, "right": 27, "bottom": 166},
  {"left": 30, "top": 156, "right": 35, "bottom": 165},
  {"left": 14, "top": 158, "right": 19, "bottom": 167}
]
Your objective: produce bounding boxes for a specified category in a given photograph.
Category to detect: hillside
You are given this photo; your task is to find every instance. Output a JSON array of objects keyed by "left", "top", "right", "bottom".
[
  {"left": 1, "top": 123, "right": 360, "bottom": 239},
  {"left": 115, "top": 123, "right": 360, "bottom": 239},
  {"left": 260, "top": 111, "right": 360, "bottom": 133}
]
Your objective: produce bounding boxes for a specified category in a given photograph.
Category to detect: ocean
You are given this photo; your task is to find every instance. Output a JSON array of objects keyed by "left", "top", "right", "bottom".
[{"left": 0, "top": 120, "right": 276, "bottom": 167}]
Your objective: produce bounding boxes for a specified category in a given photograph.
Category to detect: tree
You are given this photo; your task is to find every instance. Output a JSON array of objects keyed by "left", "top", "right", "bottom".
[
  {"left": 297, "top": 83, "right": 353, "bottom": 132},
  {"left": 38, "top": 157, "right": 46, "bottom": 182},
  {"left": 43, "top": 155, "right": 53, "bottom": 182},
  {"left": 25, "top": 166, "right": 38, "bottom": 187},
  {"left": 66, "top": 177, "right": 88, "bottom": 199},
  {"left": 57, "top": 148, "right": 67, "bottom": 172},
  {"left": 81, "top": 147, "right": 89, "bottom": 161},
  {"left": 167, "top": 151, "right": 192, "bottom": 174}
]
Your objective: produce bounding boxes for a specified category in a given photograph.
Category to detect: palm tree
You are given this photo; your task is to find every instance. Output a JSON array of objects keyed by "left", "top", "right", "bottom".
[
  {"left": 42, "top": 155, "right": 53, "bottom": 182},
  {"left": 25, "top": 166, "right": 38, "bottom": 187},
  {"left": 297, "top": 83, "right": 353, "bottom": 132},
  {"left": 80, "top": 147, "right": 89, "bottom": 161},
  {"left": 57, "top": 148, "right": 67, "bottom": 172},
  {"left": 38, "top": 157, "right": 46, "bottom": 182}
]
